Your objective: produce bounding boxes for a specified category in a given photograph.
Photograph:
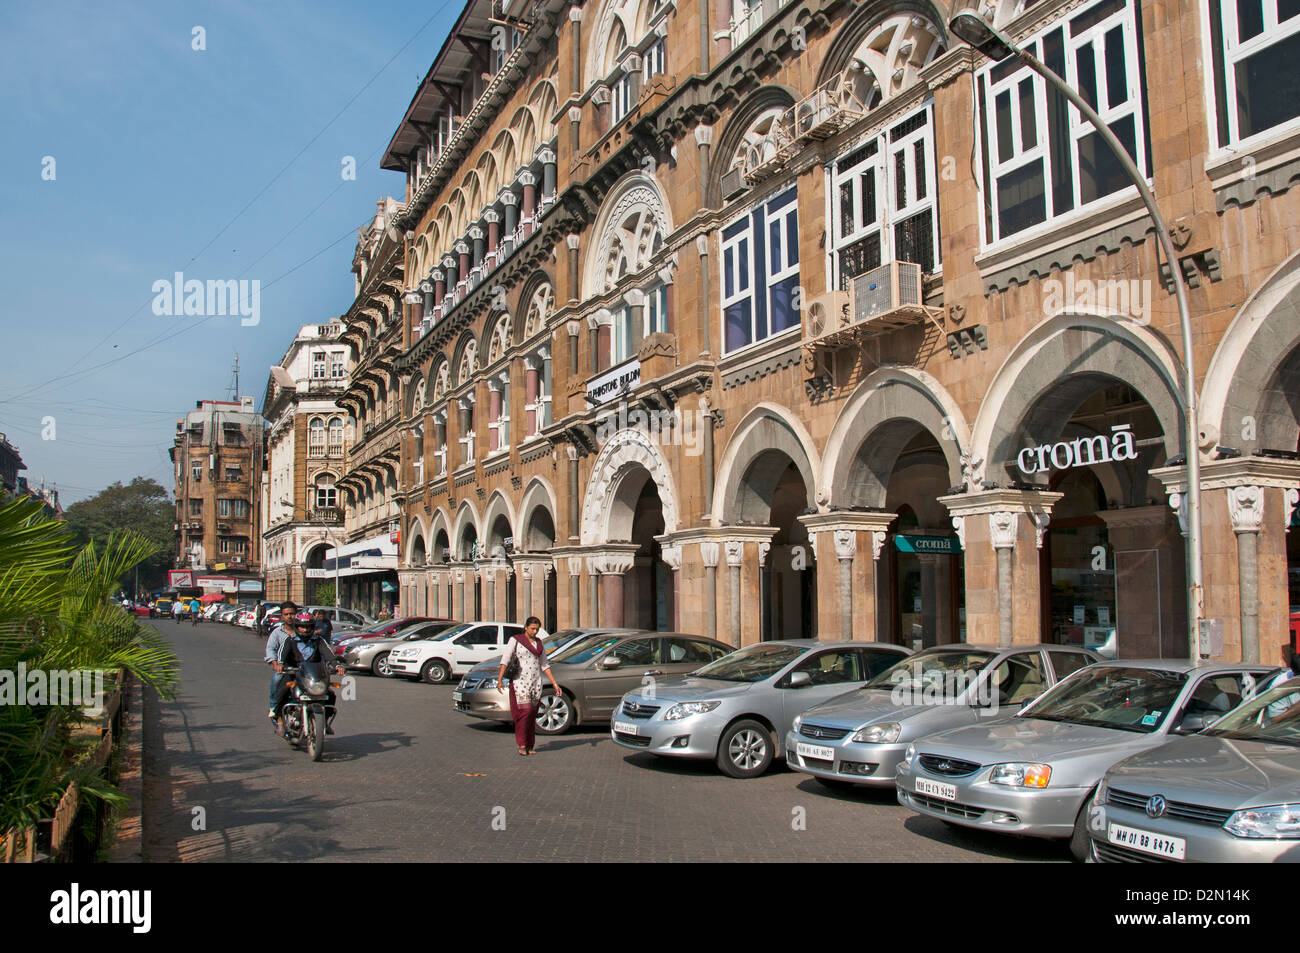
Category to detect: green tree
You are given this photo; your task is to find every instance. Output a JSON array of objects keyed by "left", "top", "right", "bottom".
[
  {"left": 63, "top": 477, "right": 174, "bottom": 593},
  {"left": 313, "top": 582, "right": 336, "bottom": 607},
  {"left": 0, "top": 495, "right": 179, "bottom": 835}
]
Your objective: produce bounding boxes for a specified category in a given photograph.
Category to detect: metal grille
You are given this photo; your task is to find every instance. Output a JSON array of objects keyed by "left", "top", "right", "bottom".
[
  {"left": 910, "top": 792, "right": 982, "bottom": 819},
  {"left": 1093, "top": 841, "right": 1174, "bottom": 863},
  {"left": 621, "top": 701, "right": 661, "bottom": 720},
  {"left": 615, "top": 731, "right": 651, "bottom": 747},
  {"left": 458, "top": 678, "right": 481, "bottom": 692},
  {"left": 890, "top": 110, "right": 928, "bottom": 141},
  {"left": 894, "top": 212, "right": 935, "bottom": 276},
  {"left": 918, "top": 754, "right": 981, "bottom": 777},
  {"left": 1109, "top": 788, "right": 1233, "bottom": 827},
  {"left": 837, "top": 234, "right": 882, "bottom": 291},
  {"left": 799, "top": 723, "right": 851, "bottom": 741}
]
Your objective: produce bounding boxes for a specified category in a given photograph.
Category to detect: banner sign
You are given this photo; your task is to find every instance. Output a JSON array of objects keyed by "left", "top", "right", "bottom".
[
  {"left": 894, "top": 534, "right": 962, "bottom": 554},
  {"left": 196, "top": 576, "right": 236, "bottom": 592},
  {"left": 585, "top": 359, "right": 640, "bottom": 405},
  {"left": 167, "top": 570, "right": 194, "bottom": 588},
  {"left": 237, "top": 580, "right": 263, "bottom": 592},
  {"left": 1016, "top": 425, "right": 1138, "bottom": 476}
]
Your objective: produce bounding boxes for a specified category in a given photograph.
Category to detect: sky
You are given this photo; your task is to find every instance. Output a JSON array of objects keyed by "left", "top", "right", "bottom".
[{"left": 0, "top": 0, "right": 461, "bottom": 504}]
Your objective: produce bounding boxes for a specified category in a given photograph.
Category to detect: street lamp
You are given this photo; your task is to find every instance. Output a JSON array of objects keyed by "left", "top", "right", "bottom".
[{"left": 949, "top": 10, "right": 1205, "bottom": 659}]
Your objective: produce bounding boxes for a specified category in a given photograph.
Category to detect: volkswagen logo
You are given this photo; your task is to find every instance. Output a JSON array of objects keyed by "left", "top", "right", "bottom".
[{"left": 1145, "top": 795, "right": 1167, "bottom": 819}]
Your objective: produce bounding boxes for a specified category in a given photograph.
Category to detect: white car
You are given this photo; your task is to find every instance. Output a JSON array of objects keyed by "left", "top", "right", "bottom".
[{"left": 386, "top": 621, "right": 527, "bottom": 684}]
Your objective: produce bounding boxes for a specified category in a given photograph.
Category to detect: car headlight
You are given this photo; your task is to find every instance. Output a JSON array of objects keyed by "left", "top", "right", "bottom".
[
  {"left": 1094, "top": 776, "right": 1109, "bottom": 806},
  {"left": 989, "top": 763, "right": 1051, "bottom": 787},
  {"left": 792, "top": 715, "right": 803, "bottom": 732},
  {"left": 479, "top": 677, "right": 498, "bottom": 690},
  {"left": 1224, "top": 804, "right": 1300, "bottom": 839},
  {"left": 663, "top": 701, "right": 722, "bottom": 721},
  {"left": 902, "top": 743, "right": 916, "bottom": 768},
  {"left": 852, "top": 722, "right": 900, "bottom": 744}
]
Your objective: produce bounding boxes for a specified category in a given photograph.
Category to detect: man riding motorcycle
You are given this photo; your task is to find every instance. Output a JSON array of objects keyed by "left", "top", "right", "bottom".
[
  {"left": 271, "top": 612, "right": 344, "bottom": 736},
  {"left": 265, "top": 601, "right": 299, "bottom": 729}
]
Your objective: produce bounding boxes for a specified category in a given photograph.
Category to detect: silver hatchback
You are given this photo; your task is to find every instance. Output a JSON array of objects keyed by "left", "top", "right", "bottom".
[{"left": 611, "top": 640, "right": 910, "bottom": 778}]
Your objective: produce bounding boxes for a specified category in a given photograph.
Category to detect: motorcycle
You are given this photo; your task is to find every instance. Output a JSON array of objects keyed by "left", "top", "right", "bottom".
[{"left": 276, "top": 662, "right": 340, "bottom": 761}]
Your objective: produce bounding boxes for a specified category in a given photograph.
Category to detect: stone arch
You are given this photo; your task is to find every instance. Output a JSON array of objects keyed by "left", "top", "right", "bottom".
[
  {"left": 580, "top": 427, "right": 681, "bottom": 545},
  {"left": 405, "top": 373, "right": 425, "bottom": 417},
  {"left": 822, "top": 367, "right": 968, "bottom": 508},
  {"left": 490, "top": 129, "right": 518, "bottom": 187},
  {"left": 706, "top": 86, "right": 800, "bottom": 207},
  {"left": 714, "top": 403, "right": 822, "bottom": 523},
  {"left": 815, "top": 2, "right": 948, "bottom": 95},
  {"left": 583, "top": 170, "right": 673, "bottom": 299},
  {"left": 429, "top": 508, "right": 452, "bottom": 563},
  {"left": 527, "top": 77, "right": 559, "bottom": 141},
  {"left": 405, "top": 515, "right": 429, "bottom": 566},
  {"left": 1202, "top": 250, "right": 1300, "bottom": 453},
  {"left": 517, "top": 272, "right": 555, "bottom": 344},
  {"left": 519, "top": 476, "right": 559, "bottom": 552},
  {"left": 585, "top": 0, "right": 641, "bottom": 87},
  {"left": 482, "top": 310, "right": 513, "bottom": 367},
  {"left": 482, "top": 489, "right": 518, "bottom": 552},
  {"left": 970, "top": 313, "right": 1186, "bottom": 480},
  {"left": 449, "top": 331, "right": 479, "bottom": 386},
  {"left": 452, "top": 499, "right": 482, "bottom": 560}
]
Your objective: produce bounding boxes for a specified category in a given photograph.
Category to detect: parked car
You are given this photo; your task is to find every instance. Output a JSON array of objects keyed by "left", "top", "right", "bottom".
[
  {"left": 339, "top": 620, "right": 462, "bottom": 677},
  {"left": 895, "top": 660, "right": 1281, "bottom": 860},
  {"left": 453, "top": 629, "right": 618, "bottom": 720},
  {"left": 610, "top": 639, "right": 909, "bottom": 778},
  {"left": 785, "top": 644, "right": 1098, "bottom": 789},
  {"left": 331, "top": 616, "right": 441, "bottom": 647},
  {"left": 386, "top": 621, "right": 528, "bottom": 684},
  {"left": 303, "top": 605, "right": 373, "bottom": 631},
  {"left": 1089, "top": 677, "right": 1300, "bottom": 862},
  {"left": 216, "top": 604, "right": 243, "bottom": 624}
]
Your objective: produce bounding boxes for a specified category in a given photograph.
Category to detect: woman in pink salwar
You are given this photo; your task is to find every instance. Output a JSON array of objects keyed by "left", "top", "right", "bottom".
[{"left": 496, "top": 616, "right": 560, "bottom": 755}]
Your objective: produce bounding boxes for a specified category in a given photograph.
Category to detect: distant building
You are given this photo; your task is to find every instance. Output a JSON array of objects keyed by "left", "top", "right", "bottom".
[
  {"left": 260, "top": 321, "right": 352, "bottom": 604},
  {"left": 0, "top": 432, "right": 24, "bottom": 498},
  {"left": 168, "top": 397, "right": 266, "bottom": 600}
]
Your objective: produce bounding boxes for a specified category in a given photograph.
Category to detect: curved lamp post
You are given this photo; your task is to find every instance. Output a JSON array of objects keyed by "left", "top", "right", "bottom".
[{"left": 949, "top": 11, "right": 1205, "bottom": 659}]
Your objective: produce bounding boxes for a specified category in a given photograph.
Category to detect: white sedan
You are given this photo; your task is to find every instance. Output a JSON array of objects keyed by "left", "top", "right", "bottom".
[{"left": 386, "top": 622, "right": 527, "bottom": 684}]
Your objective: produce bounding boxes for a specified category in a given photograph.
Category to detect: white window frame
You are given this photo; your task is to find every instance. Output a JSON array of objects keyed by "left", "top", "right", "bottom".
[
  {"left": 611, "top": 72, "right": 635, "bottom": 123},
  {"left": 311, "top": 351, "right": 327, "bottom": 379},
  {"left": 828, "top": 102, "right": 941, "bottom": 289},
  {"left": 644, "top": 37, "right": 667, "bottom": 80},
  {"left": 976, "top": 0, "right": 1150, "bottom": 246},
  {"left": 720, "top": 185, "right": 801, "bottom": 354},
  {"left": 1208, "top": 0, "right": 1300, "bottom": 147},
  {"left": 330, "top": 351, "right": 346, "bottom": 378},
  {"left": 611, "top": 305, "right": 636, "bottom": 364}
]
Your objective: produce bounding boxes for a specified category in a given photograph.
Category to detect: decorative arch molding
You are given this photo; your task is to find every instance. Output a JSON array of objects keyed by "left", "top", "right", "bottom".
[
  {"left": 449, "top": 331, "right": 479, "bottom": 386},
  {"left": 452, "top": 499, "right": 482, "bottom": 559},
  {"left": 482, "top": 310, "right": 514, "bottom": 367},
  {"left": 713, "top": 403, "right": 822, "bottom": 523},
  {"left": 822, "top": 367, "right": 969, "bottom": 509},
  {"left": 405, "top": 515, "right": 429, "bottom": 566},
  {"left": 706, "top": 86, "right": 800, "bottom": 208},
  {"left": 583, "top": 170, "right": 673, "bottom": 300},
  {"left": 813, "top": 4, "right": 947, "bottom": 107},
  {"left": 518, "top": 273, "right": 556, "bottom": 344},
  {"left": 482, "top": 490, "right": 518, "bottom": 547},
  {"left": 405, "top": 373, "right": 426, "bottom": 417},
  {"left": 580, "top": 427, "right": 681, "bottom": 545},
  {"left": 1201, "top": 251, "right": 1300, "bottom": 454},
  {"left": 518, "top": 476, "right": 560, "bottom": 551},
  {"left": 969, "top": 314, "right": 1186, "bottom": 481},
  {"left": 429, "top": 508, "right": 453, "bottom": 561},
  {"left": 584, "top": 0, "right": 663, "bottom": 89}
]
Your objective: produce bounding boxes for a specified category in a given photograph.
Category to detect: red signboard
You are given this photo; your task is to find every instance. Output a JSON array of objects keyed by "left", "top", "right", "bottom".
[{"left": 167, "top": 570, "right": 194, "bottom": 588}]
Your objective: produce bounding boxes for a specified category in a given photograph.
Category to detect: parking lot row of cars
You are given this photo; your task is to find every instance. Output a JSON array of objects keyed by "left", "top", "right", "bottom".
[{"left": 304, "top": 613, "right": 1300, "bottom": 862}]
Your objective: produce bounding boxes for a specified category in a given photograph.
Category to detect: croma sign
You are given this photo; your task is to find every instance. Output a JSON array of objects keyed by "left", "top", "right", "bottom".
[{"left": 1016, "top": 424, "right": 1139, "bottom": 475}]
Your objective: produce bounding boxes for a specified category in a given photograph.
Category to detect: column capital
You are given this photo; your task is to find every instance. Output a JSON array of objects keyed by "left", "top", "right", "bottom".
[
  {"left": 988, "top": 511, "right": 1019, "bottom": 550},
  {"left": 566, "top": 319, "right": 583, "bottom": 337},
  {"left": 724, "top": 540, "right": 744, "bottom": 567},
  {"left": 519, "top": 170, "right": 537, "bottom": 187},
  {"left": 657, "top": 539, "right": 682, "bottom": 571},
  {"left": 468, "top": 225, "right": 484, "bottom": 240},
  {"left": 454, "top": 241, "right": 470, "bottom": 255},
  {"left": 693, "top": 124, "right": 714, "bottom": 147},
  {"left": 871, "top": 530, "right": 888, "bottom": 561},
  {"left": 757, "top": 541, "right": 770, "bottom": 567},
  {"left": 537, "top": 147, "right": 557, "bottom": 165},
  {"left": 1228, "top": 484, "right": 1265, "bottom": 534},
  {"left": 566, "top": 233, "right": 581, "bottom": 250},
  {"left": 833, "top": 529, "right": 856, "bottom": 561},
  {"left": 568, "top": 105, "right": 583, "bottom": 123},
  {"left": 586, "top": 543, "right": 639, "bottom": 575},
  {"left": 482, "top": 209, "right": 500, "bottom": 224},
  {"left": 499, "top": 189, "right": 519, "bottom": 206},
  {"left": 700, "top": 541, "right": 719, "bottom": 568},
  {"left": 938, "top": 488, "right": 1064, "bottom": 520},
  {"left": 799, "top": 511, "right": 898, "bottom": 535}
]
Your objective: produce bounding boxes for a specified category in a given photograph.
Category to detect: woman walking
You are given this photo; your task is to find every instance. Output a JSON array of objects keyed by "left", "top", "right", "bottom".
[{"left": 495, "top": 617, "right": 560, "bottom": 756}]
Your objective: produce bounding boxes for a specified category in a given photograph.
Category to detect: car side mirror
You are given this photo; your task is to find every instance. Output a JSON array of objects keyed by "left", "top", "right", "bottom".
[
  {"left": 1177, "top": 713, "right": 1210, "bottom": 733},
  {"left": 788, "top": 671, "right": 811, "bottom": 688},
  {"left": 602, "top": 655, "right": 623, "bottom": 670}
]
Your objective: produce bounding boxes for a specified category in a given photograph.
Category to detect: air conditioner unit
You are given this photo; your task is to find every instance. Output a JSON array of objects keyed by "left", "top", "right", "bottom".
[
  {"left": 720, "top": 165, "right": 746, "bottom": 200},
  {"left": 792, "top": 76, "right": 867, "bottom": 141},
  {"left": 850, "top": 261, "right": 923, "bottom": 324},
  {"left": 801, "top": 290, "right": 851, "bottom": 345}
]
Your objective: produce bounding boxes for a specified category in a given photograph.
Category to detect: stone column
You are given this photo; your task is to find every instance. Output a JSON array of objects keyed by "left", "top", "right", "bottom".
[
  {"left": 520, "top": 170, "right": 537, "bottom": 223},
  {"left": 659, "top": 542, "right": 682, "bottom": 632},
  {"left": 701, "top": 541, "right": 719, "bottom": 643},
  {"left": 484, "top": 210, "right": 500, "bottom": 256},
  {"left": 500, "top": 189, "right": 519, "bottom": 237},
  {"left": 623, "top": 288, "right": 645, "bottom": 356},
  {"left": 524, "top": 356, "right": 540, "bottom": 436},
  {"left": 566, "top": 234, "right": 581, "bottom": 304},
  {"left": 455, "top": 568, "right": 466, "bottom": 620},
  {"left": 696, "top": 234, "right": 711, "bottom": 357},
  {"left": 566, "top": 445, "right": 580, "bottom": 541},
  {"left": 799, "top": 512, "right": 898, "bottom": 641},
  {"left": 568, "top": 556, "right": 582, "bottom": 629},
  {"left": 488, "top": 379, "right": 502, "bottom": 451},
  {"left": 726, "top": 540, "right": 743, "bottom": 646},
  {"left": 431, "top": 268, "right": 446, "bottom": 307},
  {"left": 701, "top": 396, "right": 717, "bottom": 517},
  {"left": 539, "top": 147, "right": 557, "bottom": 199},
  {"left": 834, "top": 530, "right": 855, "bottom": 642},
  {"left": 568, "top": 106, "right": 582, "bottom": 162},
  {"left": 588, "top": 546, "right": 639, "bottom": 627},
  {"left": 456, "top": 241, "right": 470, "bottom": 287},
  {"left": 1229, "top": 485, "right": 1265, "bottom": 664},
  {"left": 442, "top": 255, "right": 458, "bottom": 293},
  {"left": 694, "top": 125, "right": 713, "bottom": 209},
  {"left": 590, "top": 308, "right": 611, "bottom": 372},
  {"left": 989, "top": 512, "right": 1018, "bottom": 648},
  {"left": 568, "top": 6, "right": 582, "bottom": 95},
  {"left": 469, "top": 225, "right": 485, "bottom": 269}
]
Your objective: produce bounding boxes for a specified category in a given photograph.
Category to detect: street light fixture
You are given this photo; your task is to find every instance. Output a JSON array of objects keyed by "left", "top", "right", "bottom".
[{"left": 949, "top": 10, "right": 1205, "bottom": 659}]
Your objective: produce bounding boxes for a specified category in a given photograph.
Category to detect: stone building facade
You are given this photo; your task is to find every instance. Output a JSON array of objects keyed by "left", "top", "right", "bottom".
[
  {"left": 370, "top": 0, "right": 1300, "bottom": 662},
  {"left": 260, "top": 321, "right": 351, "bottom": 604}
]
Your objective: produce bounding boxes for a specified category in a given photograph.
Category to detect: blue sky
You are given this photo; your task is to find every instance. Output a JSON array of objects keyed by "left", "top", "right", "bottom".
[{"left": 0, "top": 0, "right": 458, "bottom": 503}]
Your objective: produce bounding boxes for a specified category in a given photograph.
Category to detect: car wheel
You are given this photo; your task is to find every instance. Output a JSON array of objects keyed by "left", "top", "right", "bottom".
[
  {"left": 372, "top": 653, "right": 392, "bottom": 677},
  {"left": 535, "top": 692, "right": 575, "bottom": 735},
  {"left": 717, "top": 719, "right": 774, "bottom": 778},
  {"left": 421, "top": 659, "right": 451, "bottom": 684},
  {"left": 1069, "top": 790, "right": 1096, "bottom": 862}
]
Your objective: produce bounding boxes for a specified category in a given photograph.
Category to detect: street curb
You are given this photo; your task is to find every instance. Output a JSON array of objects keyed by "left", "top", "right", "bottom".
[{"left": 106, "top": 674, "right": 143, "bottom": 862}]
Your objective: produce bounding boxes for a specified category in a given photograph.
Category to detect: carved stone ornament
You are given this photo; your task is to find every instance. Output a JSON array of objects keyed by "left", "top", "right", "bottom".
[
  {"left": 1031, "top": 512, "right": 1051, "bottom": 550},
  {"left": 1287, "top": 488, "right": 1300, "bottom": 534},
  {"left": 989, "top": 511, "right": 1019, "bottom": 550},
  {"left": 960, "top": 452, "right": 985, "bottom": 488},
  {"left": 951, "top": 516, "right": 966, "bottom": 551},
  {"left": 700, "top": 542, "right": 720, "bottom": 568},
  {"left": 725, "top": 540, "right": 744, "bottom": 567},
  {"left": 1229, "top": 484, "right": 1264, "bottom": 534},
  {"left": 833, "top": 529, "right": 856, "bottom": 561},
  {"left": 871, "top": 530, "right": 887, "bottom": 561},
  {"left": 757, "top": 542, "right": 770, "bottom": 567},
  {"left": 660, "top": 544, "right": 682, "bottom": 572},
  {"left": 1168, "top": 491, "right": 1189, "bottom": 537},
  {"left": 1171, "top": 216, "right": 1194, "bottom": 251}
]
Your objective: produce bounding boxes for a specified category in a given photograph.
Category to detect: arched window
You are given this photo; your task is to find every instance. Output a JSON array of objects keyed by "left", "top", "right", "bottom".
[
  {"left": 487, "top": 315, "right": 512, "bottom": 365},
  {"left": 328, "top": 417, "right": 344, "bottom": 457},
  {"left": 457, "top": 341, "right": 478, "bottom": 385},
  {"left": 314, "top": 473, "right": 337, "bottom": 511},
  {"left": 432, "top": 362, "right": 450, "bottom": 402},
  {"left": 589, "top": 176, "right": 670, "bottom": 298},
  {"left": 308, "top": 417, "right": 326, "bottom": 457},
  {"left": 524, "top": 282, "right": 554, "bottom": 339}
]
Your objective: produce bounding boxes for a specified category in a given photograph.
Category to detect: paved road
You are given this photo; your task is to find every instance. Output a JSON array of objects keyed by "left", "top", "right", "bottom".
[{"left": 141, "top": 619, "right": 1066, "bottom": 862}]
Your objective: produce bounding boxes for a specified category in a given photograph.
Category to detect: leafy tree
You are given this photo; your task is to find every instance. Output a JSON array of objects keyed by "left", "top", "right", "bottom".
[
  {"left": 63, "top": 478, "right": 173, "bottom": 593},
  {"left": 313, "top": 582, "right": 336, "bottom": 607},
  {"left": 0, "top": 495, "right": 179, "bottom": 837}
]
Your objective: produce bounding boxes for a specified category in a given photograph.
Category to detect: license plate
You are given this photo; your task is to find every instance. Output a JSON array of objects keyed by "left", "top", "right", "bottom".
[
  {"left": 452, "top": 692, "right": 463, "bottom": 703},
  {"left": 796, "top": 742, "right": 835, "bottom": 761},
  {"left": 613, "top": 720, "right": 639, "bottom": 736},
  {"left": 916, "top": 777, "right": 957, "bottom": 801},
  {"left": 1107, "top": 822, "right": 1186, "bottom": 860}
]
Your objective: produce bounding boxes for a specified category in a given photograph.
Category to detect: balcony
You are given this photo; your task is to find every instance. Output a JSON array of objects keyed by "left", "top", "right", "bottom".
[{"left": 309, "top": 507, "right": 342, "bottom": 524}]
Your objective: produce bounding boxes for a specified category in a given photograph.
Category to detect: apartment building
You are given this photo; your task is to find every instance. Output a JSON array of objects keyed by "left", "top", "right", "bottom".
[{"left": 363, "top": 0, "right": 1300, "bottom": 662}]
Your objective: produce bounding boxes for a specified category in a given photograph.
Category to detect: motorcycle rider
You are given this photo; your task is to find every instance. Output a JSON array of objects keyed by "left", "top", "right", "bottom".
[
  {"left": 265, "top": 601, "right": 299, "bottom": 730},
  {"left": 272, "top": 612, "right": 344, "bottom": 736}
]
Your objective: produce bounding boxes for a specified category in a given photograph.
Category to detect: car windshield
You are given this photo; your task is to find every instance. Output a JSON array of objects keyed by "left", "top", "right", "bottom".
[
  {"left": 430, "top": 624, "right": 474, "bottom": 642},
  {"left": 1202, "top": 683, "right": 1300, "bottom": 747},
  {"left": 550, "top": 634, "right": 623, "bottom": 664},
  {"left": 406, "top": 623, "right": 457, "bottom": 640},
  {"left": 691, "top": 644, "right": 807, "bottom": 682},
  {"left": 1022, "top": 666, "right": 1188, "bottom": 733},
  {"left": 862, "top": 650, "right": 996, "bottom": 694}
]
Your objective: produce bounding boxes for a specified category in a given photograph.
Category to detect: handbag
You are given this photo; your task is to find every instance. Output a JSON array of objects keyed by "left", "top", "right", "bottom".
[{"left": 504, "top": 639, "right": 521, "bottom": 680}]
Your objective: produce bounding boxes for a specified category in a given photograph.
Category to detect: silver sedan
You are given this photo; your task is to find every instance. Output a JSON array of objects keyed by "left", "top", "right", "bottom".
[
  {"left": 611, "top": 640, "right": 910, "bottom": 778},
  {"left": 895, "top": 660, "right": 1280, "bottom": 860},
  {"left": 1089, "top": 678, "right": 1300, "bottom": 862}
]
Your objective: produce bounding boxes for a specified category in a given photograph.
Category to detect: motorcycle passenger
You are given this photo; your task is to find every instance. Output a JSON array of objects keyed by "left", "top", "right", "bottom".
[
  {"left": 265, "top": 601, "right": 299, "bottom": 729},
  {"left": 272, "top": 612, "right": 344, "bottom": 735}
]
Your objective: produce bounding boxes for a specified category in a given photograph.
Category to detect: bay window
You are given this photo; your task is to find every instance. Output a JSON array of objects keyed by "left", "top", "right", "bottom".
[
  {"left": 722, "top": 186, "right": 800, "bottom": 353},
  {"left": 829, "top": 104, "right": 940, "bottom": 290},
  {"left": 1208, "top": 0, "right": 1300, "bottom": 145},
  {"left": 976, "top": 0, "right": 1151, "bottom": 244}
]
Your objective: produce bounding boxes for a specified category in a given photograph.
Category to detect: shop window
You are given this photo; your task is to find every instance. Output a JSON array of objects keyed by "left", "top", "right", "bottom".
[
  {"left": 721, "top": 186, "right": 800, "bottom": 353},
  {"left": 976, "top": 0, "right": 1150, "bottom": 243},
  {"left": 1208, "top": 0, "right": 1300, "bottom": 145},
  {"left": 829, "top": 103, "right": 940, "bottom": 289}
]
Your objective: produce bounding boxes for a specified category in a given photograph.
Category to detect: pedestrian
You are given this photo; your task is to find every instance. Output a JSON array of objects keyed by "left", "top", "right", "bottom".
[
  {"left": 312, "top": 608, "right": 333, "bottom": 644},
  {"left": 495, "top": 616, "right": 560, "bottom": 756}
]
